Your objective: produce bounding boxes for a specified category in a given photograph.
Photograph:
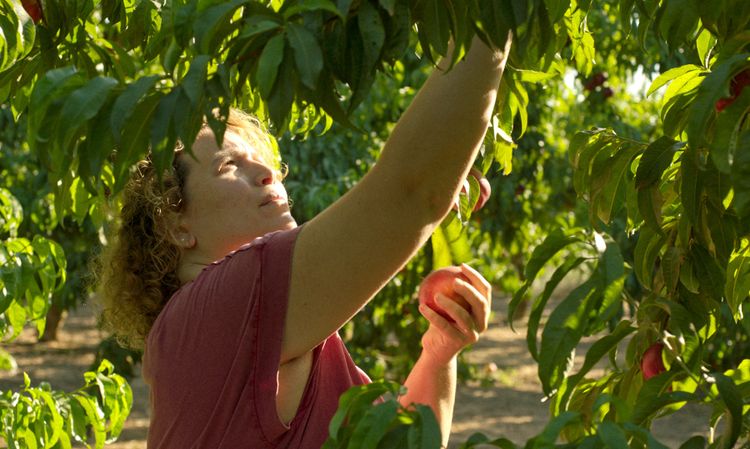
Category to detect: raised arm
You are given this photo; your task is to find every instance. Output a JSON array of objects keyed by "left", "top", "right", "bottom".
[{"left": 282, "top": 35, "right": 512, "bottom": 362}]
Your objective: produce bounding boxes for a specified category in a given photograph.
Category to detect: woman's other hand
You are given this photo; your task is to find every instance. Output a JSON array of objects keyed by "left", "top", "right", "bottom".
[{"left": 418, "top": 263, "right": 492, "bottom": 365}]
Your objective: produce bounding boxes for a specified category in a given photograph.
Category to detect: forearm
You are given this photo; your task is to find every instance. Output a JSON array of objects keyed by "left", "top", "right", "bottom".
[
  {"left": 399, "top": 352, "right": 457, "bottom": 448},
  {"left": 379, "top": 35, "right": 511, "bottom": 220}
]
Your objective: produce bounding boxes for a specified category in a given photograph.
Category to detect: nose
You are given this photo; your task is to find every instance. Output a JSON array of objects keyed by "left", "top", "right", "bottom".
[{"left": 255, "top": 164, "right": 276, "bottom": 186}]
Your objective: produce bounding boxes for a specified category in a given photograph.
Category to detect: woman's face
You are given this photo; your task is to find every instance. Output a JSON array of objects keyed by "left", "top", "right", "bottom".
[{"left": 178, "top": 129, "right": 296, "bottom": 261}]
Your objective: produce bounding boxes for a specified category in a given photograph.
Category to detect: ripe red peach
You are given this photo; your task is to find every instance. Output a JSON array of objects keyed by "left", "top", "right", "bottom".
[
  {"left": 21, "top": 0, "right": 43, "bottom": 23},
  {"left": 715, "top": 68, "right": 750, "bottom": 112},
  {"left": 418, "top": 266, "right": 472, "bottom": 323},
  {"left": 641, "top": 343, "right": 666, "bottom": 380}
]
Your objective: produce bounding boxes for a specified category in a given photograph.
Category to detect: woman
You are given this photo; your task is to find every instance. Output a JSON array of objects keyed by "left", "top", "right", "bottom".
[{"left": 96, "top": 35, "right": 510, "bottom": 448}]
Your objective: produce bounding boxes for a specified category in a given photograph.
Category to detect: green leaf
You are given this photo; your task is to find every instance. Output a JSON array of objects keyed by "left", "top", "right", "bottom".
[
  {"left": 193, "top": 0, "right": 247, "bottom": 54},
  {"left": 27, "top": 66, "right": 82, "bottom": 151},
  {"left": 590, "top": 141, "right": 642, "bottom": 224},
  {"left": 0, "top": 348, "right": 17, "bottom": 372},
  {"left": 56, "top": 76, "right": 118, "bottom": 151},
  {"left": 357, "top": 0, "right": 385, "bottom": 74},
  {"left": 696, "top": 28, "right": 716, "bottom": 68},
  {"left": 632, "top": 374, "right": 694, "bottom": 424},
  {"left": 526, "top": 411, "right": 580, "bottom": 447},
  {"left": 725, "top": 249, "right": 750, "bottom": 318},
  {"left": 523, "top": 257, "right": 587, "bottom": 359},
  {"left": 110, "top": 75, "right": 160, "bottom": 141},
  {"left": 73, "top": 394, "right": 106, "bottom": 448},
  {"left": 637, "top": 184, "right": 664, "bottom": 232},
  {"left": 456, "top": 433, "right": 518, "bottom": 449},
  {"left": 431, "top": 215, "right": 472, "bottom": 268},
  {"left": 513, "top": 68, "right": 559, "bottom": 83},
  {"left": 0, "top": 187, "right": 23, "bottom": 237},
  {"left": 680, "top": 147, "right": 701, "bottom": 225},
  {"left": 657, "top": 0, "right": 699, "bottom": 52},
  {"left": 687, "top": 54, "right": 750, "bottom": 152},
  {"left": 598, "top": 420, "right": 630, "bottom": 449},
  {"left": 267, "top": 48, "right": 296, "bottom": 131},
  {"left": 283, "top": 0, "right": 344, "bottom": 19},
  {"left": 409, "top": 405, "right": 441, "bottom": 449},
  {"left": 237, "top": 17, "right": 282, "bottom": 40},
  {"left": 690, "top": 244, "right": 726, "bottom": 301},
  {"left": 524, "top": 229, "right": 581, "bottom": 281},
  {"left": 661, "top": 246, "right": 683, "bottom": 294},
  {"left": 478, "top": 0, "right": 514, "bottom": 50},
  {"left": 417, "top": 0, "right": 452, "bottom": 58},
  {"left": 554, "top": 320, "right": 635, "bottom": 413},
  {"left": 149, "top": 88, "right": 181, "bottom": 173},
  {"left": 710, "top": 86, "right": 750, "bottom": 173},
  {"left": 633, "top": 226, "right": 665, "bottom": 289},
  {"left": 182, "top": 55, "right": 210, "bottom": 106},
  {"left": 113, "top": 92, "right": 162, "bottom": 194},
  {"left": 713, "top": 373, "right": 742, "bottom": 449},
  {"left": 647, "top": 65, "right": 703, "bottom": 97},
  {"left": 538, "top": 278, "right": 597, "bottom": 395},
  {"left": 286, "top": 23, "right": 323, "bottom": 90},
  {"left": 327, "top": 382, "right": 399, "bottom": 441},
  {"left": 257, "top": 33, "right": 286, "bottom": 98},
  {"left": 635, "top": 136, "right": 683, "bottom": 189},
  {"left": 347, "top": 400, "right": 399, "bottom": 449},
  {"left": 731, "top": 130, "right": 750, "bottom": 218}
]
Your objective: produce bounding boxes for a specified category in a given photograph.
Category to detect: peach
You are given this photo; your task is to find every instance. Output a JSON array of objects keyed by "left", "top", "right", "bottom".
[
  {"left": 716, "top": 68, "right": 750, "bottom": 112},
  {"left": 641, "top": 343, "right": 666, "bottom": 380},
  {"left": 469, "top": 168, "right": 491, "bottom": 212},
  {"left": 418, "top": 266, "right": 472, "bottom": 323},
  {"left": 21, "top": 0, "right": 43, "bottom": 23}
]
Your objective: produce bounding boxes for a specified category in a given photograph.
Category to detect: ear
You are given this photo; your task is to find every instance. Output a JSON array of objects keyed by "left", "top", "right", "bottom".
[
  {"left": 162, "top": 206, "right": 196, "bottom": 249},
  {"left": 169, "top": 225, "right": 196, "bottom": 249},
  {"left": 164, "top": 211, "right": 196, "bottom": 249}
]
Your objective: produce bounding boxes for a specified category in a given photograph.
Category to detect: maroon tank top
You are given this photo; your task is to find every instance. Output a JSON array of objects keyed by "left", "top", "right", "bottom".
[{"left": 143, "top": 227, "right": 371, "bottom": 448}]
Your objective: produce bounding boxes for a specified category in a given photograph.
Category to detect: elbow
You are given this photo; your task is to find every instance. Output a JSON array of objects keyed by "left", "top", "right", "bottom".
[{"left": 402, "top": 175, "right": 455, "bottom": 226}]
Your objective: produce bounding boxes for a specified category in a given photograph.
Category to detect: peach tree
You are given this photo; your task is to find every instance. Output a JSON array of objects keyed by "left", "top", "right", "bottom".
[{"left": 1, "top": 0, "right": 749, "bottom": 448}]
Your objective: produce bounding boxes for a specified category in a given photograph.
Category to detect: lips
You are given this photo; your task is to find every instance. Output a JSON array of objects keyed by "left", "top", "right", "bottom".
[{"left": 260, "top": 192, "right": 286, "bottom": 207}]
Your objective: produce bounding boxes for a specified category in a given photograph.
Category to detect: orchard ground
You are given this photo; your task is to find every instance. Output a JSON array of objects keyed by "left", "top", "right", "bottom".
[{"left": 0, "top": 288, "right": 712, "bottom": 448}]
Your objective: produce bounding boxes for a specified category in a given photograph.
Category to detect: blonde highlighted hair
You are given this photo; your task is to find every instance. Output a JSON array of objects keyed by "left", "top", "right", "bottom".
[{"left": 94, "top": 109, "right": 279, "bottom": 349}]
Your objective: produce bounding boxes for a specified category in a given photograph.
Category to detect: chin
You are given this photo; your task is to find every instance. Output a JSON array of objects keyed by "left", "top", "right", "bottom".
[{"left": 268, "top": 214, "right": 297, "bottom": 234}]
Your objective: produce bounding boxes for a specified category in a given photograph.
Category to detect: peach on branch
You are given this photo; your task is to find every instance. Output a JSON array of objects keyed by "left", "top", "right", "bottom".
[
  {"left": 641, "top": 343, "right": 666, "bottom": 380},
  {"left": 469, "top": 168, "right": 491, "bottom": 212},
  {"left": 21, "top": 0, "right": 44, "bottom": 23},
  {"left": 716, "top": 68, "right": 750, "bottom": 112}
]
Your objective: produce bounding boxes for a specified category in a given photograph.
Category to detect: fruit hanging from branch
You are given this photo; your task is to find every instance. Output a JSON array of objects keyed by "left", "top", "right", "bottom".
[
  {"left": 469, "top": 168, "right": 492, "bottom": 212},
  {"left": 715, "top": 68, "right": 750, "bottom": 112},
  {"left": 20, "top": 0, "right": 43, "bottom": 23},
  {"left": 641, "top": 343, "right": 667, "bottom": 380}
]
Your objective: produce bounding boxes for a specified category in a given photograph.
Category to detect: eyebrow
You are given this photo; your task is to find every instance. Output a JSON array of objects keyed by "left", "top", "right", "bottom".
[{"left": 212, "top": 148, "right": 242, "bottom": 169}]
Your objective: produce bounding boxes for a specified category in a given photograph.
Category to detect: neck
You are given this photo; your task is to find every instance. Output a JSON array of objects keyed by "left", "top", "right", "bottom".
[{"left": 177, "top": 250, "right": 211, "bottom": 285}]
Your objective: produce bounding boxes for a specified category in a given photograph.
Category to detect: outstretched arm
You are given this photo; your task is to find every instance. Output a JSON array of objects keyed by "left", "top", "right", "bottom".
[{"left": 284, "top": 35, "right": 511, "bottom": 363}]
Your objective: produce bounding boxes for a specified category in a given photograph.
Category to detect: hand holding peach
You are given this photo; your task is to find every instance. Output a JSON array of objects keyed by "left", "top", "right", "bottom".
[
  {"left": 417, "top": 264, "right": 492, "bottom": 364},
  {"left": 418, "top": 266, "right": 471, "bottom": 322}
]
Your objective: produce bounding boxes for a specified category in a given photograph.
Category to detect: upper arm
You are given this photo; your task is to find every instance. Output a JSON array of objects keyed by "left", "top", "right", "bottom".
[{"left": 281, "top": 162, "right": 442, "bottom": 362}]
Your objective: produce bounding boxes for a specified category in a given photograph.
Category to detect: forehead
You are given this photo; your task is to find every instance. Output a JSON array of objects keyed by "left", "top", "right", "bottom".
[{"left": 190, "top": 129, "right": 256, "bottom": 165}]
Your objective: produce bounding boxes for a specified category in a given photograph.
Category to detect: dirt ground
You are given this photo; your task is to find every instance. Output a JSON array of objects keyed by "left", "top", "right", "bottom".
[{"left": 0, "top": 295, "right": 712, "bottom": 448}]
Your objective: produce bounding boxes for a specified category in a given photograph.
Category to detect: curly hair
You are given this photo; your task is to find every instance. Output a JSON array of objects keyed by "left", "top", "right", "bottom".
[{"left": 94, "top": 110, "right": 280, "bottom": 349}]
